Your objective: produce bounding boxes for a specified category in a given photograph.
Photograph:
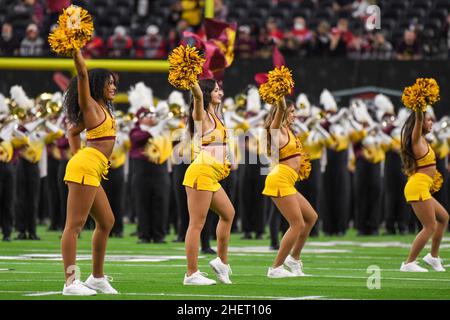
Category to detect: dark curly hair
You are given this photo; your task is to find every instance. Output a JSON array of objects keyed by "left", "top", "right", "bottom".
[
  {"left": 63, "top": 68, "right": 117, "bottom": 124},
  {"left": 187, "top": 79, "right": 221, "bottom": 136}
]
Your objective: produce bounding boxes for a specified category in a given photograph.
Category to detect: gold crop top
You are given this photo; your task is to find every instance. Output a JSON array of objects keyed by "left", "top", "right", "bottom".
[
  {"left": 86, "top": 105, "right": 116, "bottom": 141},
  {"left": 416, "top": 144, "right": 436, "bottom": 169},
  {"left": 279, "top": 128, "right": 302, "bottom": 161},
  {"left": 201, "top": 111, "right": 227, "bottom": 146}
]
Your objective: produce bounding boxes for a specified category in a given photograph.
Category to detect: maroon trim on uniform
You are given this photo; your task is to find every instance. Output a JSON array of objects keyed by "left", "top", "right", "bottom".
[
  {"left": 86, "top": 107, "right": 107, "bottom": 131},
  {"left": 416, "top": 163, "right": 436, "bottom": 170},
  {"left": 279, "top": 128, "right": 291, "bottom": 151},
  {"left": 87, "top": 136, "right": 116, "bottom": 142},
  {"left": 280, "top": 153, "right": 301, "bottom": 162},
  {"left": 415, "top": 145, "right": 431, "bottom": 160}
]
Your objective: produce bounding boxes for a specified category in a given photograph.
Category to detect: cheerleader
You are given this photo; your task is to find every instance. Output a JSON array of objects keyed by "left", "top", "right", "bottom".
[
  {"left": 400, "top": 105, "right": 448, "bottom": 272},
  {"left": 182, "top": 79, "right": 235, "bottom": 285},
  {"left": 60, "top": 51, "right": 118, "bottom": 295},
  {"left": 262, "top": 98, "right": 318, "bottom": 278}
]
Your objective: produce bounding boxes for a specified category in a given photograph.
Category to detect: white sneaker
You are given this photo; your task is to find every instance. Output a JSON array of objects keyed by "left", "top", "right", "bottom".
[
  {"left": 183, "top": 271, "right": 216, "bottom": 285},
  {"left": 400, "top": 261, "right": 428, "bottom": 272},
  {"left": 84, "top": 274, "right": 118, "bottom": 294},
  {"left": 267, "top": 265, "right": 296, "bottom": 278},
  {"left": 62, "top": 279, "right": 97, "bottom": 296},
  {"left": 423, "top": 253, "right": 446, "bottom": 272},
  {"left": 209, "top": 257, "right": 232, "bottom": 284},
  {"left": 284, "top": 255, "right": 306, "bottom": 276}
]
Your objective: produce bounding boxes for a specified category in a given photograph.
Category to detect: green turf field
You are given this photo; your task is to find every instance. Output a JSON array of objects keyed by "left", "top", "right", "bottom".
[{"left": 0, "top": 224, "right": 449, "bottom": 300}]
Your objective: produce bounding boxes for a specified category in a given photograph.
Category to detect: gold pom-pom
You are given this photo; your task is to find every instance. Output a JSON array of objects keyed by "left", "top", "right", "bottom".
[
  {"left": 48, "top": 5, "right": 94, "bottom": 56},
  {"left": 144, "top": 135, "right": 174, "bottom": 164},
  {"left": 168, "top": 45, "right": 206, "bottom": 90},
  {"left": 259, "top": 66, "right": 295, "bottom": 104},
  {"left": 402, "top": 78, "right": 440, "bottom": 112},
  {"left": 430, "top": 171, "right": 443, "bottom": 194},
  {"left": 298, "top": 150, "right": 311, "bottom": 181}
]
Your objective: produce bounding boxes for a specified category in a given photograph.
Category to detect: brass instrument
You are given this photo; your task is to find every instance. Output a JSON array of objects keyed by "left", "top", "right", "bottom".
[
  {"left": 7, "top": 98, "right": 27, "bottom": 121},
  {"left": 34, "top": 93, "right": 62, "bottom": 119},
  {"left": 169, "top": 103, "right": 186, "bottom": 118},
  {"left": 234, "top": 93, "right": 246, "bottom": 113}
]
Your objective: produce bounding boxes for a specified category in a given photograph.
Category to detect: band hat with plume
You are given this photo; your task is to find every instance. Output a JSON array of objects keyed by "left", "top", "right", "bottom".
[
  {"left": 374, "top": 94, "right": 394, "bottom": 121},
  {"left": 351, "top": 100, "right": 374, "bottom": 125},
  {"left": 10, "top": 85, "right": 34, "bottom": 110},
  {"left": 320, "top": 89, "right": 337, "bottom": 113},
  {"left": 223, "top": 97, "right": 235, "bottom": 111},
  {"left": 296, "top": 93, "right": 311, "bottom": 117},
  {"left": 128, "top": 82, "right": 154, "bottom": 114},
  {"left": 168, "top": 91, "right": 186, "bottom": 108},
  {"left": 246, "top": 86, "right": 261, "bottom": 114},
  {"left": 393, "top": 108, "right": 411, "bottom": 127},
  {"left": 155, "top": 100, "right": 169, "bottom": 117}
]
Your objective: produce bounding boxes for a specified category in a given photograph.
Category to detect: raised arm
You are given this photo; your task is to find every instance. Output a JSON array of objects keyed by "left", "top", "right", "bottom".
[
  {"left": 411, "top": 110, "right": 423, "bottom": 145},
  {"left": 73, "top": 51, "right": 96, "bottom": 112},
  {"left": 190, "top": 83, "right": 205, "bottom": 122},
  {"left": 270, "top": 97, "right": 286, "bottom": 130}
]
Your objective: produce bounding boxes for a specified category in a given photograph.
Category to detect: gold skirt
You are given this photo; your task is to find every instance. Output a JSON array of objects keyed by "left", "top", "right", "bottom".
[
  {"left": 64, "top": 147, "right": 110, "bottom": 187},
  {"left": 183, "top": 150, "right": 231, "bottom": 192},
  {"left": 404, "top": 172, "right": 433, "bottom": 202},
  {"left": 262, "top": 164, "right": 298, "bottom": 197}
]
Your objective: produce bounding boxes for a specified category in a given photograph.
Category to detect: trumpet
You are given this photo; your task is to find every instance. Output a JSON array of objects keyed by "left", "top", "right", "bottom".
[
  {"left": 234, "top": 93, "right": 246, "bottom": 109},
  {"left": 169, "top": 103, "right": 186, "bottom": 118},
  {"left": 7, "top": 98, "right": 27, "bottom": 121},
  {"left": 35, "top": 93, "right": 62, "bottom": 119}
]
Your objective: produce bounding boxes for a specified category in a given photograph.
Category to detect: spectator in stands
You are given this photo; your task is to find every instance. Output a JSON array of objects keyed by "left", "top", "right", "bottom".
[
  {"left": 286, "top": 16, "right": 313, "bottom": 56},
  {"left": 136, "top": 25, "right": 167, "bottom": 59},
  {"left": 107, "top": 26, "right": 133, "bottom": 58},
  {"left": 332, "top": 0, "right": 354, "bottom": 14},
  {"left": 0, "top": 23, "right": 20, "bottom": 56},
  {"left": 6, "top": 0, "right": 35, "bottom": 38},
  {"left": 256, "top": 27, "right": 274, "bottom": 59},
  {"left": 347, "top": 29, "right": 371, "bottom": 59},
  {"left": 19, "top": 23, "right": 44, "bottom": 56},
  {"left": 236, "top": 25, "right": 257, "bottom": 59},
  {"left": 31, "top": 0, "right": 44, "bottom": 28},
  {"left": 369, "top": 31, "right": 393, "bottom": 60},
  {"left": 266, "top": 17, "right": 284, "bottom": 46},
  {"left": 168, "top": 1, "right": 183, "bottom": 28},
  {"left": 83, "top": 31, "right": 104, "bottom": 59},
  {"left": 330, "top": 18, "right": 354, "bottom": 57},
  {"left": 214, "top": 0, "right": 228, "bottom": 21},
  {"left": 395, "top": 29, "right": 422, "bottom": 60},
  {"left": 311, "top": 21, "right": 332, "bottom": 57}
]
